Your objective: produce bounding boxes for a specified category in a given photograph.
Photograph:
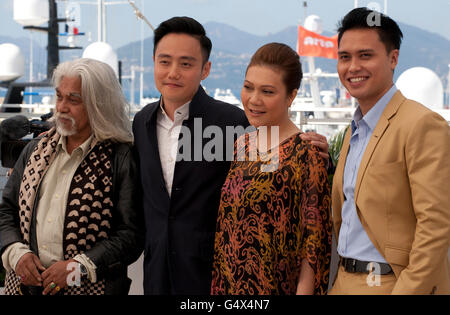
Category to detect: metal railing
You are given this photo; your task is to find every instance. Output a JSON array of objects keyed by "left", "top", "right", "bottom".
[{"left": 0, "top": 103, "right": 449, "bottom": 129}]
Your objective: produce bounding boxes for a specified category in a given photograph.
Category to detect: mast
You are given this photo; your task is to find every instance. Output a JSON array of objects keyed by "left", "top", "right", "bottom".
[
  {"left": 139, "top": 0, "right": 144, "bottom": 105},
  {"left": 98, "top": 0, "right": 103, "bottom": 41},
  {"left": 103, "top": 0, "right": 107, "bottom": 42},
  {"left": 47, "top": 0, "right": 59, "bottom": 79}
]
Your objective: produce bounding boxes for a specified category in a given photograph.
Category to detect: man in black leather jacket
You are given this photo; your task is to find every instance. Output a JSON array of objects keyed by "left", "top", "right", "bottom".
[{"left": 0, "top": 58, "right": 144, "bottom": 295}]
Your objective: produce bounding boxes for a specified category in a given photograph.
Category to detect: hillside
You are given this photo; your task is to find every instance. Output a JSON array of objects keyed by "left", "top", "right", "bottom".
[
  {"left": 1, "top": 21, "right": 449, "bottom": 100},
  {"left": 116, "top": 21, "right": 450, "bottom": 98}
]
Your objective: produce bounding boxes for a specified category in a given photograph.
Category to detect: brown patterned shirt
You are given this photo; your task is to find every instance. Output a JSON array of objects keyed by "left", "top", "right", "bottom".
[{"left": 211, "top": 132, "right": 332, "bottom": 295}]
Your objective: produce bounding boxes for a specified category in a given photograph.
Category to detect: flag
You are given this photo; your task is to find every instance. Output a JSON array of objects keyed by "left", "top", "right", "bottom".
[{"left": 297, "top": 26, "right": 338, "bottom": 60}]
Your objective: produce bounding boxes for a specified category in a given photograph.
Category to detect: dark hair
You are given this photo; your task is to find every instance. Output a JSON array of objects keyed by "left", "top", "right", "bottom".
[
  {"left": 246, "top": 43, "right": 302, "bottom": 94},
  {"left": 337, "top": 7, "right": 403, "bottom": 53},
  {"left": 153, "top": 16, "right": 212, "bottom": 64}
]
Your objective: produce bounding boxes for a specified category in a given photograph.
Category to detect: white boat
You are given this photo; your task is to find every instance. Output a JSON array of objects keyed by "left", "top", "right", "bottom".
[
  {"left": 139, "top": 96, "right": 159, "bottom": 107},
  {"left": 213, "top": 88, "right": 242, "bottom": 109}
]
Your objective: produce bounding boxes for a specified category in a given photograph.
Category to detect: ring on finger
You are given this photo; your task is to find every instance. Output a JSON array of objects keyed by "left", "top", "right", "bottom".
[
  {"left": 50, "top": 282, "right": 56, "bottom": 289},
  {"left": 54, "top": 286, "right": 61, "bottom": 293},
  {"left": 18, "top": 274, "right": 26, "bottom": 282}
]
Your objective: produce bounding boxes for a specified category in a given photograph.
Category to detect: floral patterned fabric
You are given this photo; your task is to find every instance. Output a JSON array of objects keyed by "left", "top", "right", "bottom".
[{"left": 211, "top": 132, "right": 332, "bottom": 295}]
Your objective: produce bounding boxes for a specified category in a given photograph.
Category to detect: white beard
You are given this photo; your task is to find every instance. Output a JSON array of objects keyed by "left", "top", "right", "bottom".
[{"left": 50, "top": 113, "right": 77, "bottom": 136}]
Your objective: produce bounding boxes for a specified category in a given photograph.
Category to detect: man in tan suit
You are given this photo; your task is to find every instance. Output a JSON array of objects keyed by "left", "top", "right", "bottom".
[{"left": 329, "top": 8, "right": 450, "bottom": 295}]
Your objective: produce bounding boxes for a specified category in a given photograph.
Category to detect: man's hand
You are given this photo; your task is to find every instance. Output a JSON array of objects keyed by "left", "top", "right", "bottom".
[
  {"left": 15, "top": 253, "right": 46, "bottom": 287},
  {"left": 300, "top": 132, "right": 330, "bottom": 167},
  {"left": 41, "top": 258, "right": 77, "bottom": 295}
]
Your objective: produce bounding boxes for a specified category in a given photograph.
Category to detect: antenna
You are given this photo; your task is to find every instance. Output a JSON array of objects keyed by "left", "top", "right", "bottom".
[
  {"left": 128, "top": 0, "right": 155, "bottom": 31},
  {"left": 303, "top": 1, "right": 307, "bottom": 22}
]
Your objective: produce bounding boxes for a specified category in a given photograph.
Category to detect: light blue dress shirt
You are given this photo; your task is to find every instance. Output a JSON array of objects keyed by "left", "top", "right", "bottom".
[{"left": 337, "top": 85, "right": 398, "bottom": 263}]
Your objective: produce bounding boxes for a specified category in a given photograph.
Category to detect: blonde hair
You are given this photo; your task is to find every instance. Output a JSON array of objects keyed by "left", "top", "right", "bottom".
[{"left": 52, "top": 58, "right": 133, "bottom": 143}]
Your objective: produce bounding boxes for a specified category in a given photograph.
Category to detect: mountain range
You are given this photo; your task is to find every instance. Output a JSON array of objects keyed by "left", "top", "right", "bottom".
[{"left": 1, "top": 21, "right": 449, "bottom": 100}]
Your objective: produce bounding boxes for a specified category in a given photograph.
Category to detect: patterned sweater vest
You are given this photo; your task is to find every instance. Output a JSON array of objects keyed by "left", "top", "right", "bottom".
[{"left": 4, "top": 128, "right": 114, "bottom": 295}]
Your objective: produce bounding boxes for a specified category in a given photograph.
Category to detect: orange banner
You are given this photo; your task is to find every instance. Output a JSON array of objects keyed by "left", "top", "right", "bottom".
[{"left": 297, "top": 26, "right": 338, "bottom": 60}]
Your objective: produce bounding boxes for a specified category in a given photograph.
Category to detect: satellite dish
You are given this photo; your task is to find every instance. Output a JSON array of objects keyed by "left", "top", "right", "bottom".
[
  {"left": 396, "top": 67, "right": 444, "bottom": 110},
  {"left": 0, "top": 43, "right": 25, "bottom": 82},
  {"left": 13, "top": 0, "right": 49, "bottom": 27},
  {"left": 304, "top": 15, "right": 323, "bottom": 34},
  {"left": 82, "top": 42, "right": 118, "bottom": 77}
]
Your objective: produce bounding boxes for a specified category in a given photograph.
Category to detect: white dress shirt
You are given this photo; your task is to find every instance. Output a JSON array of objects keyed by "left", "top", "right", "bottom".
[{"left": 156, "top": 100, "right": 190, "bottom": 196}]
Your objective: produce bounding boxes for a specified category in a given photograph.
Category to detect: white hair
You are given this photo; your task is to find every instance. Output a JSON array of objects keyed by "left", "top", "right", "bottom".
[{"left": 52, "top": 58, "right": 133, "bottom": 143}]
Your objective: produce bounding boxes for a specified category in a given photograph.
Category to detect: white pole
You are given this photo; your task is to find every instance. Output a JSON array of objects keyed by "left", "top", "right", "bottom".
[
  {"left": 354, "top": 0, "right": 359, "bottom": 8},
  {"left": 131, "top": 67, "right": 135, "bottom": 106},
  {"left": 29, "top": 31, "right": 33, "bottom": 105},
  {"left": 102, "top": 0, "right": 107, "bottom": 42},
  {"left": 307, "top": 57, "right": 322, "bottom": 107},
  {"left": 139, "top": 71, "right": 144, "bottom": 107},
  {"left": 384, "top": 0, "right": 388, "bottom": 14},
  {"left": 97, "top": 0, "right": 102, "bottom": 41},
  {"left": 139, "top": 0, "right": 144, "bottom": 106}
]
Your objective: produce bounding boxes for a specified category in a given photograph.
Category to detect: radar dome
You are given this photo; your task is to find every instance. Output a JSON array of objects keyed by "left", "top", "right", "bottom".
[
  {"left": 0, "top": 43, "right": 25, "bottom": 82},
  {"left": 14, "top": 0, "right": 49, "bottom": 27},
  {"left": 396, "top": 67, "right": 444, "bottom": 110},
  {"left": 304, "top": 15, "right": 323, "bottom": 34},
  {"left": 82, "top": 42, "right": 118, "bottom": 77}
]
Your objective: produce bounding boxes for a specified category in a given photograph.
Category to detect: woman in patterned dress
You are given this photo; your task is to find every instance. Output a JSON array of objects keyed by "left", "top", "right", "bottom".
[{"left": 211, "top": 43, "right": 332, "bottom": 295}]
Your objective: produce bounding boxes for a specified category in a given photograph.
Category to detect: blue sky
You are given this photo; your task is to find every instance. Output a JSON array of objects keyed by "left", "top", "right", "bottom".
[{"left": 1, "top": 0, "right": 450, "bottom": 49}]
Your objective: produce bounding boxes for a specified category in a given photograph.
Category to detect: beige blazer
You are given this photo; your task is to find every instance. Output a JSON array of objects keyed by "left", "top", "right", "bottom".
[{"left": 332, "top": 91, "right": 450, "bottom": 294}]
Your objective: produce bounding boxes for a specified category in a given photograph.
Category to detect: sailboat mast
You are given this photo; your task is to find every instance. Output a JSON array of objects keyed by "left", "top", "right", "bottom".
[
  {"left": 97, "top": 0, "right": 104, "bottom": 42},
  {"left": 103, "top": 0, "right": 107, "bottom": 42},
  {"left": 139, "top": 0, "right": 144, "bottom": 104},
  {"left": 48, "top": 0, "right": 59, "bottom": 79}
]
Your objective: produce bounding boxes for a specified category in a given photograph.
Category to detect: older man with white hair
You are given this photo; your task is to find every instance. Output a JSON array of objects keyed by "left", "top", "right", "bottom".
[{"left": 0, "top": 58, "right": 144, "bottom": 295}]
